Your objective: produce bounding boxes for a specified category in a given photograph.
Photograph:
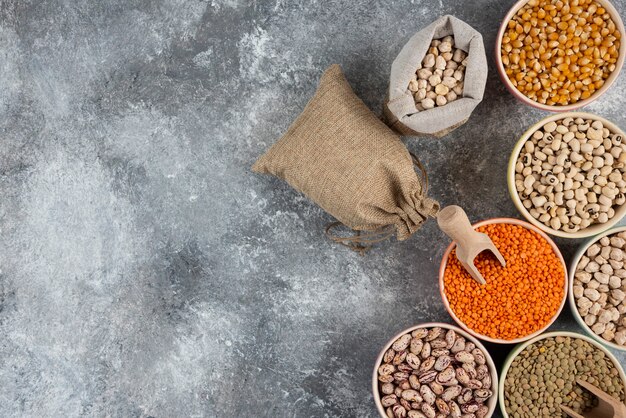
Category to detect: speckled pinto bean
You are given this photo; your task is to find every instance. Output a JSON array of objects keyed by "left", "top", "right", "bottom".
[
  {"left": 378, "top": 327, "right": 493, "bottom": 418},
  {"left": 574, "top": 231, "right": 626, "bottom": 346},
  {"left": 515, "top": 116, "right": 626, "bottom": 233}
]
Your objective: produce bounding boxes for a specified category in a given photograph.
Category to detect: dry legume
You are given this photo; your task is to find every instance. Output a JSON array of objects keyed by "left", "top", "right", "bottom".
[
  {"left": 501, "top": 0, "right": 621, "bottom": 106},
  {"left": 504, "top": 335, "right": 625, "bottom": 418},
  {"left": 443, "top": 223, "right": 565, "bottom": 340},
  {"left": 574, "top": 231, "right": 626, "bottom": 346},
  {"left": 514, "top": 116, "right": 626, "bottom": 233},
  {"left": 377, "top": 327, "right": 494, "bottom": 418},
  {"left": 409, "top": 36, "right": 466, "bottom": 111}
]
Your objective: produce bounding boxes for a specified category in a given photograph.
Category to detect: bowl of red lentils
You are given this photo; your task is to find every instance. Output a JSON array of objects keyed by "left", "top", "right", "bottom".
[
  {"left": 438, "top": 218, "right": 568, "bottom": 344},
  {"left": 496, "top": 0, "right": 625, "bottom": 111}
]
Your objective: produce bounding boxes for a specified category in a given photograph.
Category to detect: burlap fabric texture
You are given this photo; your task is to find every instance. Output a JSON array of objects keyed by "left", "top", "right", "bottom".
[
  {"left": 253, "top": 64, "right": 439, "bottom": 252},
  {"left": 384, "top": 15, "right": 488, "bottom": 137}
]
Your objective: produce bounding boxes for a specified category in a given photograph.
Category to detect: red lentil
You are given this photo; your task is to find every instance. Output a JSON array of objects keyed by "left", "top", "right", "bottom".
[{"left": 443, "top": 223, "right": 565, "bottom": 340}]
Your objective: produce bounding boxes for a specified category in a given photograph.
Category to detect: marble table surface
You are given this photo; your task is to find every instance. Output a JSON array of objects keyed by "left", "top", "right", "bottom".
[{"left": 1, "top": 0, "right": 625, "bottom": 416}]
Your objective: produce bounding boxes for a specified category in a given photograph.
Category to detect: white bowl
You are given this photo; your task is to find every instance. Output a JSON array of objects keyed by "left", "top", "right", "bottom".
[
  {"left": 508, "top": 112, "right": 626, "bottom": 239},
  {"left": 569, "top": 225, "right": 626, "bottom": 352},
  {"left": 373, "top": 322, "right": 499, "bottom": 418},
  {"left": 495, "top": 0, "right": 626, "bottom": 111},
  {"left": 498, "top": 331, "right": 626, "bottom": 418}
]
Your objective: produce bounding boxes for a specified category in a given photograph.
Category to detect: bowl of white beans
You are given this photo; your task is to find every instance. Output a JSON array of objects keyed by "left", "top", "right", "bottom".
[{"left": 508, "top": 112, "right": 626, "bottom": 238}]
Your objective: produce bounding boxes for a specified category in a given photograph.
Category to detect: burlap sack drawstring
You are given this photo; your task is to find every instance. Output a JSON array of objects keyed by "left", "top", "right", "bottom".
[
  {"left": 325, "top": 152, "right": 439, "bottom": 254},
  {"left": 325, "top": 223, "right": 395, "bottom": 255}
]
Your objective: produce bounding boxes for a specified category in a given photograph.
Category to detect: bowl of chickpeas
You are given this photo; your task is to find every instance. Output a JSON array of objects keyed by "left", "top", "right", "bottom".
[{"left": 496, "top": 0, "right": 625, "bottom": 111}]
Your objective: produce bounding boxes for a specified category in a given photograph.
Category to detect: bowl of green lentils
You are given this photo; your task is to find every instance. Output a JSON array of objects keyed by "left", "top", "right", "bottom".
[{"left": 498, "top": 331, "right": 626, "bottom": 418}]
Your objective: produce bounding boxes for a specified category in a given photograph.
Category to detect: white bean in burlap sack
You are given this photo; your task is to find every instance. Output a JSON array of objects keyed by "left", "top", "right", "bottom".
[{"left": 384, "top": 15, "right": 488, "bottom": 137}]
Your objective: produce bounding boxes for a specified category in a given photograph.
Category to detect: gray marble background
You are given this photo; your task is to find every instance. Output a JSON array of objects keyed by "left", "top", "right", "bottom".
[{"left": 1, "top": 0, "right": 625, "bottom": 416}]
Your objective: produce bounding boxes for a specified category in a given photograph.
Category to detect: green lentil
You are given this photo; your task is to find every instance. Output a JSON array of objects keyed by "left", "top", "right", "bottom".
[{"left": 504, "top": 336, "right": 625, "bottom": 418}]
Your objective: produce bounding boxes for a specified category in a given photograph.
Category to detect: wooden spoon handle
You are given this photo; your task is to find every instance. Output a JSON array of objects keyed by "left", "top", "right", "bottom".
[{"left": 437, "top": 205, "right": 478, "bottom": 248}]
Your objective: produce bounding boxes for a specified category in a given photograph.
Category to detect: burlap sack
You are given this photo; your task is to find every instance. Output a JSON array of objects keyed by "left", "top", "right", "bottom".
[
  {"left": 253, "top": 64, "right": 439, "bottom": 251},
  {"left": 384, "top": 15, "right": 487, "bottom": 137}
]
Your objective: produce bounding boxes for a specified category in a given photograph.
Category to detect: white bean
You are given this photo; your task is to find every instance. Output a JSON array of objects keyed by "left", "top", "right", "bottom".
[{"left": 517, "top": 117, "right": 626, "bottom": 233}]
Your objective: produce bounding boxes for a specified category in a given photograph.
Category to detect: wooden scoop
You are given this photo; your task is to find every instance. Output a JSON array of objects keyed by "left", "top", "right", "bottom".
[
  {"left": 437, "top": 205, "right": 506, "bottom": 285},
  {"left": 560, "top": 379, "right": 626, "bottom": 418}
]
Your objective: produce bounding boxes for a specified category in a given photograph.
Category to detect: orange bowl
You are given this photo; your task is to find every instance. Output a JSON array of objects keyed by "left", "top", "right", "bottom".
[{"left": 438, "top": 217, "right": 568, "bottom": 344}]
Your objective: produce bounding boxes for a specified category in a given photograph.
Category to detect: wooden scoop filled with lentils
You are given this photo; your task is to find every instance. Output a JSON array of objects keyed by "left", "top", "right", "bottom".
[{"left": 501, "top": 0, "right": 621, "bottom": 106}]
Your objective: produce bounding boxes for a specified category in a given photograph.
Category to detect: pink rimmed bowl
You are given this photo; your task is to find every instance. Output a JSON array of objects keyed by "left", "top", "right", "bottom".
[
  {"left": 438, "top": 217, "right": 568, "bottom": 344},
  {"left": 495, "top": 0, "right": 625, "bottom": 111}
]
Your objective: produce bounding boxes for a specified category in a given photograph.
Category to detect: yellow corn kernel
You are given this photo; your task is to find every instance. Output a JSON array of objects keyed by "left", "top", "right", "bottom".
[{"left": 500, "top": 0, "right": 619, "bottom": 107}]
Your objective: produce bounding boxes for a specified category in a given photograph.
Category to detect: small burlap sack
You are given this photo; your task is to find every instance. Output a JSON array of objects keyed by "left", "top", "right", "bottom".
[
  {"left": 252, "top": 64, "right": 439, "bottom": 252},
  {"left": 384, "top": 15, "right": 487, "bottom": 137}
]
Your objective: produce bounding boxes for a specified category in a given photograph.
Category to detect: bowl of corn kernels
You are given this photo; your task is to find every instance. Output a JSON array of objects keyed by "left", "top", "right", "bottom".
[{"left": 496, "top": 0, "right": 625, "bottom": 111}]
